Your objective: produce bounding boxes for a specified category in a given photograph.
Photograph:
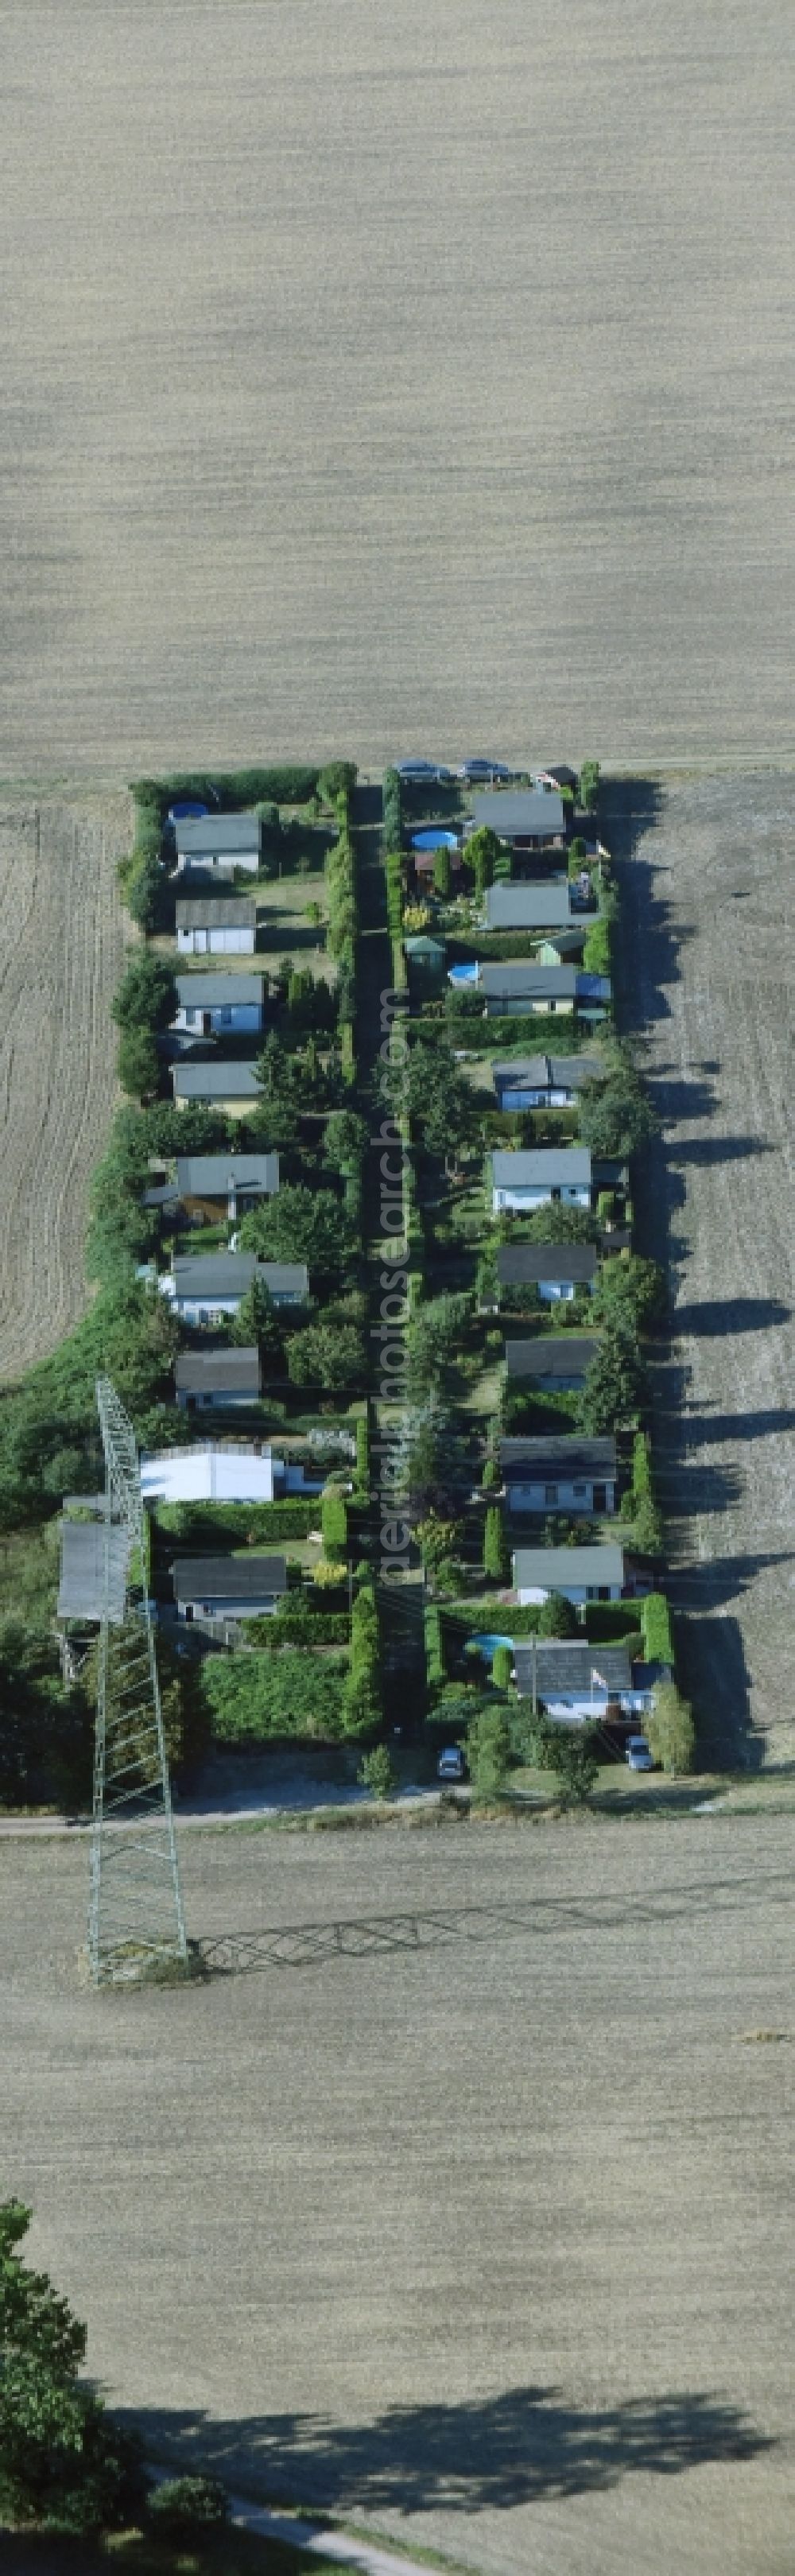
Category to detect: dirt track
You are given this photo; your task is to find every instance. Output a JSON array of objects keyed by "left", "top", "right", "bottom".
[
  {"left": 612, "top": 777, "right": 795, "bottom": 1767},
  {"left": 2, "top": 2, "right": 794, "bottom": 774},
  {"left": 0, "top": 793, "right": 130, "bottom": 1379},
  {"left": 2, "top": 1818, "right": 794, "bottom": 2576}
]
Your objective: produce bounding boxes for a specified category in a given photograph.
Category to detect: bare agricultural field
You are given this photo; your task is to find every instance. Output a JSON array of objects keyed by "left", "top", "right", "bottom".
[
  {"left": 3, "top": 1818, "right": 795, "bottom": 2576},
  {"left": 0, "top": 790, "right": 130, "bottom": 1379},
  {"left": 611, "top": 775, "right": 795, "bottom": 1767},
  {"left": 2, "top": 2, "right": 795, "bottom": 776}
]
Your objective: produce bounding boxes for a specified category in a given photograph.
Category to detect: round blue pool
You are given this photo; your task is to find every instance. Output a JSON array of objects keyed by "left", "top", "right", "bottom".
[
  {"left": 410, "top": 828, "right": 458, "bottom": 852},
  {"left": 168, "top": 798, "right": 209, "bottom": 823},
  {"left": 466, "top": 1632, "right": 515, "bottom": 1663}
]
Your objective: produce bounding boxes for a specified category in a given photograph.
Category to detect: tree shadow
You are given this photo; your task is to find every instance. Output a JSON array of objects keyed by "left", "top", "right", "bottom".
[
  {"left": 649, "top": 1073, "right": 718, "bottom": 1125},
  {"left": 673, "top": 1297, "right": 791, "bottom": 1337},
  {"left": 674, "top": 1613, "right": 756, "bottom": 1771},
  {"left": 669, "top": 1135, "right": 774, "bottom": 1167},
  {"left": 118, "top": 2385, "right": 774, "bottom": 2520},
  {"left": 653, "top": 1458, "right": 743, "bottom": 1517},
  {"left": 669, "top": 1550, "right": 793, "bottom": 1612},
  {"left": 681, "top": 1406, "right": 795, "bottom": 1448}
]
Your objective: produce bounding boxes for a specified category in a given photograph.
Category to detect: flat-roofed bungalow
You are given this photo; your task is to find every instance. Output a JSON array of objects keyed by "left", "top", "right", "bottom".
[
  {"left": 470, "top": 789, "right": 565, "bottom": 848},
  {"left": 505, "top": 1335, "right": 598, "bottom": 1390},
  {"left": 172, "top": 1061, "right": 262, "bottom": 1117},
  {"left": 172, "top": 976, "right": 264, "bottom": 1043},
  {"left": 478, "top": 963, "right": 578, "bottom": 1018},
  {"left": 175, "top": 1154, "right": 279, "bottom": 1224},
  {"left": 512, "top": 1542, "right": 625, "bottom": 1605},
  {"left": 491, "top": 1147, "right": 591, "bottom": 1213},
  {"left": 174, "top": 814, "right": 262, "bottom": 875},
  {"left": 492, "top": 1054, "right": 602, "bottom": 1110},
  {"left": 173, "top": 1348, "right": 262, "bottom": 1411},
  {"left": 499, "top": 1435, "right": 617, "bottom": 1515},
  {"left": 162, "top": 1253, "right": 308, "bottom": 1324},
  {"left": 176, "top": 897, "right": 257, "bottom": 955},
  {"left": 484, "top": 883, "right": 573, "bottom": 932},
  {"left": 173, "top": 1555, "right": 287, "bottom": 1622},
  {"left": 496, "top": 1242, "right": 599, "bottom": 1302}
]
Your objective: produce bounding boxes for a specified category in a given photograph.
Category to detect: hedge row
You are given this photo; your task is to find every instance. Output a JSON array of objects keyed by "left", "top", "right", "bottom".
[
  {"left": 321, "top": 1491, "right": 349, "bottom": 1558},
  {"left": 640, "top": 1592, "right": 675, "bottom": 1666},
  {"left": 382, "top": 766, "right": 402, "bottom": 852},
  {"left": 130, "top": 767, "right": 321, "bottom": 820},
  {"left": 154, "top": 1498, "right": 320, "bottom": 1546}
]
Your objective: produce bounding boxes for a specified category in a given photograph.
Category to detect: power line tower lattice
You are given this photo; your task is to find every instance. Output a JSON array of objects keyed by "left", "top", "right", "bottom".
[{"left": 88, "top": 1375, "right": 188, "bottom": 1986}]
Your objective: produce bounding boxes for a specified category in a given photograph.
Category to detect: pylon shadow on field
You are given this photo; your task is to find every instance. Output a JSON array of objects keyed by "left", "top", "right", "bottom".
[
  {"left": 194, "top": 1863, "right": 795, "bottom": 1980},
  {"left": 118, "top": 2383, "right": 774, "bottom": 2516}
]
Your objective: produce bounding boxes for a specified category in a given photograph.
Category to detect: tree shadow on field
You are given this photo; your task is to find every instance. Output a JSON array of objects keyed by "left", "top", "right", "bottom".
[
  {"left": 682, "top": 1406, "right": 795, "bottom": 1448},
  {"left": 120, "top": 2385, "right": 773, "bottom": 2521},
  {"left": 669, "top": 1134, "right": 774, "bottom": 1167},
  {"left": 673, "top": 1296, "right": 791, "bottom": 1337},
  {"left": 674, "top": 1613, "right": 756, "bottom": 1771}
]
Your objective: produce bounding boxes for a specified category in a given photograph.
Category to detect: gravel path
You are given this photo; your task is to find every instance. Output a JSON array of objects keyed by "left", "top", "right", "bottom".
[{"left": 613, "top": 775, "right": 795, "bottom": 1765}]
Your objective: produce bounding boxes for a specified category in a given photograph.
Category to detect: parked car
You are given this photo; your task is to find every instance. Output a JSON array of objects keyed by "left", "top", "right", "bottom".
[
  {"left": 437, "top": 1746, "right": 467, "bottom": 1782},
  {"left": 458, "top": 758, "right": 515, "bottom": 782},
  {"left": 625, "top": 1734, "right": 654, "bottom": 1771},
  {"left": 397, "top": 760, "right": 454, "bottom": 782}
]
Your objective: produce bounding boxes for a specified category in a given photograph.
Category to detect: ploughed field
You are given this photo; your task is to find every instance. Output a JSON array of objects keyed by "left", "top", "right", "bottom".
[
  {"left": 0, "top": 791, "right": 130, "bottom": 1379},
  {"left": 2, "top": 2, "right": 794, "bottom": 774},
  {"left": 614, "top": 775, "right": 795, "bottom": 1767},
  {"left": 3, "top": 1818, "right": 794, "bottom": 2576}
]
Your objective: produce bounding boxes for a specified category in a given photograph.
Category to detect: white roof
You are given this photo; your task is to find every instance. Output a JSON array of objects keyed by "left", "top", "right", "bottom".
[{"left": 139, "top": 1447, "right": 278, "bottom": 1504}]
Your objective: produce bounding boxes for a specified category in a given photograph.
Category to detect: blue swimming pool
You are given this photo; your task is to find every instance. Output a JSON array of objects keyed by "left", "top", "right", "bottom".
[
  {"left": 448, "top": 962, "right": 479, "bottom": 986},
  {"left": 411, "top": 828, "right": 459, "bottom": 852},
  {"left": 466, "top": 1632, "right": 515, "bottom": 1663}
]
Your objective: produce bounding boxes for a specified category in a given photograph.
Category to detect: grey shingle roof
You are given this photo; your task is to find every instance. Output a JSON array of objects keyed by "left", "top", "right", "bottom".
[
  {"left": 175, "top": 976, "right": 263, "bottom": 1009},
  {"left": 174, "top": 1348, "right": 262, "bottom": 1395},
  {"left": 492, "top": 1055, "right": 603, "bottom": 1092},
  {"left": 176, "top": 898, "right": 256, "bottom": 929},
  {"left": 471, "top": 791, "right": 565, "bottom": 837},
  {"left": 176, "top": 1154, "right": 278, "bottom": 1198},
  {"left": 175, "top": 815, "right": 262, "bottom": 856},
  {"left": 499, "top": 1435, "right": 616, "bottom": 1477},
  {"left": 512, "top": 1544, "right": 625, "bottom": 1589},
  {"left": 172, "top": 1255, "right": 308, "bottom": 1298},
  {"left": 492, "top": 1148, "right": 591, "bottom": 1187},
  {"left": 497, "top": 1243, "right": 599, "bottom": 1286},
  {"left": 172, "top": 1555, "right": 287, "bottom": 1603},
  {"left": 513, "top": 1641, "right": 632, "bottom": 1697},
  {"left": 505, "top": 1336, "right": 598, "bottom": 1378},
  {"left": 485, "top": 883, "right": 572, "bottom": 929},
  {"left": 57, "top": 1519, "right": 130, "bottom": 1625},
  {"left": 479, "top": 963, "right": 578, "bottom": 1000},
  {"left": 172, "top": 1061, "right": 262, "bottom": 1099}
]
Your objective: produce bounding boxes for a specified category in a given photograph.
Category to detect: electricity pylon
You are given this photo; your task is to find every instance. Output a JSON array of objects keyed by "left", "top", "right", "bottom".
[{"left": 88, "top": 1376, "right": 188, "bottom": 1985}]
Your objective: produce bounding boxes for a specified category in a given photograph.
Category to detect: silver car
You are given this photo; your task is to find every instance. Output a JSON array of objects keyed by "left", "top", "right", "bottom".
[{"left": 625, "top": 1734, "right": 654, "bottom": 1771}]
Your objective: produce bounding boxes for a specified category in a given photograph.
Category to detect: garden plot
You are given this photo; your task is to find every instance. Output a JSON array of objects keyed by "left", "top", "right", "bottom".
[
  {"left": 614, "top": 774, "right": 795, "bottom": 1767},
  {"left": 0, "top": 790, "right": 130, "bottom": 1379},
  {"left": 2, "top": 1818, "right": 794, "bottom": 2576}
]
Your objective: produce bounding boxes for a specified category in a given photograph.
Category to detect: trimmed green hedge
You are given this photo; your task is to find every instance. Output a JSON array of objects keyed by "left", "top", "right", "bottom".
[
  {"left": 640, "top": 1592, "right": 675, "bottom": 1665},
  {"left": 153, "top": 1498, "right": 320, "bottom": 1546},
  {"left": 130, "top": 767, "right": 320, "bottom": 817},
  {"left": 322, "top": 1491, "right": 348, "bottom": 1558},
  {"left": 425, "top": 1604, "right": 445, "bottom": 1688},
  {"left": 382, "top": 767, "right": 402, "bottom": 851}
]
